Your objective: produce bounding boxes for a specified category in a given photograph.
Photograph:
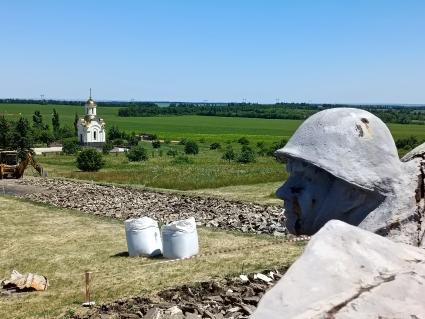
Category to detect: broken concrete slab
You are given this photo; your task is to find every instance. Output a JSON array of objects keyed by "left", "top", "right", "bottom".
[
  {"left": 253, "top": 220, "right": 425, "bottom": 319},
  {"left": 1, "top": 270, "right": 48, "bottom": 292}
]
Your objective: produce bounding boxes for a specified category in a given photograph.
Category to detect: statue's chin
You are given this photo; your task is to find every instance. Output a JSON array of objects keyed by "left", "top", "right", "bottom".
[
  {"left": 294, "top": 219, "right": 302, "bottom": 235},
  {"left": 284, "top": 212, "right": 300, "bottom": 235}
]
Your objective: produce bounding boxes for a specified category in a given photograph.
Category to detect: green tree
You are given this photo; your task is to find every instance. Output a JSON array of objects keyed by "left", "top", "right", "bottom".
[
  {"left": 73, "top": 112, "right": 79, "bottom": 135},
  {"left": 11, "top": 117, "right": 33, "bottom": 160},
  {"left": 126, "top": 145, "right": 148, "bottom": 162},
  {"left": 108, "top": 125, "right": 124, "bottom": 140},
  {"left": 184, "top": 140, "right": 199, "bottom": 155},
  {"left": 0, "top": 116, "right": 11, "bottom": 149},
  {"left": 62, "top": 139, "right": 80, "bottom": 155},
  {"left": 222, "top": 146, "right": 236, "bottom": 162},
  {"left": 102, "top": 141, "right": 114, "bottom": 154},
  {"left": 237, "top": 145, "right": 256, "bottom": 163},
  {"left": 238, "top": 137, "right": 250, "bottom": 145},
  {"left": 152, "top": 140, "right": 161, "bottom": 149},
  {"left": 58, "top": 125, "right": 75, "bottom": 140},
  {"left": 127, "top": 133, "right": 139, "bottom": 147},
  {"left": 40, "top": 130, "right": 54, "bottom": 147},
  {"left": 76, "top": 149, "right": 104, "bottom": 171},
  {"left": 32, "top": 110, "right": 44, "bottom": 129},
  {"left": 52, "top": 108, "right": 60, "bottom": 137},
  {"left": 267, "top": 139, "right": 287, "bottom": 156},
  {"left": 209, "top": 142, "right": 221, "bottom": 150}
]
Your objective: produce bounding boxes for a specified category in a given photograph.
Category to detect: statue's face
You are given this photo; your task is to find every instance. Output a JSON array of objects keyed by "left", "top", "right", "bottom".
[
  {"left": 276, "top": 159, "right": 333, "bottom": 235},
  {"left": 276, "top": 159, "right": 381, "bottom": 235}
]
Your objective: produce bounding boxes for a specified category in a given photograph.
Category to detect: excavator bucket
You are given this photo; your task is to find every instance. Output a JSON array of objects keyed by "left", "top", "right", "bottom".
[{"left": 0, "top": 150, "right": 46, "bottom": 179}]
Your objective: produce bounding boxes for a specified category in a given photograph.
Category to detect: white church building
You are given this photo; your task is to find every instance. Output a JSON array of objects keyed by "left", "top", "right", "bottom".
[{"left": 77, "top": 91, "right": 106, "bottom": 146}]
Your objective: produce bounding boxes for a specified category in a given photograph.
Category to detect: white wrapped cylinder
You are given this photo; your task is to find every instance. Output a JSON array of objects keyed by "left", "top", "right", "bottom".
[
  {"left": 125, "top": 217, "right": 162, "bottom": 257},
  {"left": 162, "top": 217, "right": 199, "bottom": 259}
]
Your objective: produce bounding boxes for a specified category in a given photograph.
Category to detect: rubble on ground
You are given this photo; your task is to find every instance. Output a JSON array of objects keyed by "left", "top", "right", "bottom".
[
  {"left": 1, "top": 270, "right": 48, "bottom": 294},
  {"left": 14, "top": 178, "right": 286, "bottom": 235},
  {"left": 71, "top": 269, "right": 283, "bottom": 319},
  {"left": 253, "top": 220, "right": 425, "bottom": 319}
]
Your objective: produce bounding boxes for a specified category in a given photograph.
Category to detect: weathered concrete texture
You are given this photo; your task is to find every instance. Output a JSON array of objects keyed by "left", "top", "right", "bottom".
[
  {"left": 12, "top": 178, "right": 286, "bottom": 235},
  {"left": 253, "top": 220, "right": 425, "bottom": 319}
]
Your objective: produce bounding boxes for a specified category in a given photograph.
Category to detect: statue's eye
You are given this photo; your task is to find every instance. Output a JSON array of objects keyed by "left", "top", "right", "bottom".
[{"left": 290, "top": 187, "right": 303, "bottom": 194}]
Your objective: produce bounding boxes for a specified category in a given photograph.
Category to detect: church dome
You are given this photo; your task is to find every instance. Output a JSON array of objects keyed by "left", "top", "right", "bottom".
[{"left": 86, "top": 98, "right": 97, "bottom": 107}]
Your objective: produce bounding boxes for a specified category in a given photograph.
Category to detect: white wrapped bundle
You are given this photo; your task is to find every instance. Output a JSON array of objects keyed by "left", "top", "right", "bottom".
[
  {"left": 125, "top": 217, "right": 162, "bottom": 257},
  {"left": 162, "top": 217, "right": 199, "bottom": 259}
]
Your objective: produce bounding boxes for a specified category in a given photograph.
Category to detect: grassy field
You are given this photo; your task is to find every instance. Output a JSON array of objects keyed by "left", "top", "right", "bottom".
[
  {"left": 36, "top": 142, "right": 287, "bottom": 192},
  {"left": 0, "top": 196, "right": 304, "bottom": 319},
  {"left": 1, "top": 103, "right": 425, "bottom": 143},
  {"left": 0, "top": 103, "right": 301, "bottom": 143}
]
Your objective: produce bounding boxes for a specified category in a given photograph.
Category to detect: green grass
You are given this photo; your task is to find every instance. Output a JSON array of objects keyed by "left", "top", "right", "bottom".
[
  {"left": 0, "top": 103, "right": 300, "bottom": 143},
  {"left": 0, "top": 196, "right": 304, "bottom": 319},
  {"left": 191, "top": 181, "right": 283, "bottom": 205},
  {"left": 37, "top": 143, "right": 287, "bottom": 191},
  {"left": 2, "top": 103, "right": 425, "bottom": 143}
]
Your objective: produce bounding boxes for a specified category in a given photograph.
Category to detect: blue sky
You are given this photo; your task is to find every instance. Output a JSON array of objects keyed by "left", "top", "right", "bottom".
[{"left": 1, "top": 1, "right": 424, "bottom": 104}]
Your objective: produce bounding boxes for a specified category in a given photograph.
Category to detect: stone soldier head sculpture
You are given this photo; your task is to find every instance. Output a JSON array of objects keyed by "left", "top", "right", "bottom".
[{"left": 275, "top": 108, "right": 423, "bottom": 245}]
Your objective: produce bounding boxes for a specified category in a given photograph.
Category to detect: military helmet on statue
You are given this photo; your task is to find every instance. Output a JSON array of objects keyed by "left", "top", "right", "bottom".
[{"left": 275, "top": 108, "right": 403, "bottom": 194}]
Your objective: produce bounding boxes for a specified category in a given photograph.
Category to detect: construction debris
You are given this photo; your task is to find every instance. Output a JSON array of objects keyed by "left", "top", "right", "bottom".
[
  {"left": 15, "top": 178, "right": 286, "bottom": 236},
  {"left": 71, "top": 269, "right": 283, "bottom": 319},
  {"left": 1, "top": 270, "right": 48, "bottom": 293}
]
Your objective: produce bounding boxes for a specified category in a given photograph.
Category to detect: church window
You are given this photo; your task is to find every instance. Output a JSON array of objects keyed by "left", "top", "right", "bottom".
[{"left": 94, "top": 131, "right": 97, "bottom": 140}]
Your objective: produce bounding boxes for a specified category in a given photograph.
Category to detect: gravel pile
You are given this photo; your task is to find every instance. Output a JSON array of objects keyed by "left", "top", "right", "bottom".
[
  {"left": 16, "top": 178, "right": 286, "bottom": 235},
  {"left": 73, "top": 269, "right": 283, "bottom": 319}
]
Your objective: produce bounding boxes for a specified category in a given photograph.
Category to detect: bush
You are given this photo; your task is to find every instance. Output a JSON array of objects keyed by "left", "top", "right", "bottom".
[
  {"left": 256, "top": 141, "right": 268, "bottom": 156},
  {"left": 267, "top": 139, "right": 287, "bottom": 156},
  {"left": 222, "top": 146, "right": 236, "bottom": 162},
  {"left": 238, "top": 137, "right": 250, "bottom": 145},
  {"left": 256, "top": 141, "right": 265, "bottom": 148},
  {"left": 127, "top": 135, "right": 140, "bottom": 147},
  {"left": 184, "top": 140, "right": 199, "bottom": 155},
  {"left": 62, "top": 140, "right": 80, "bottom": 155},
  {"left": 126, "top": 145, "right": 148, "bottom": 162},
  {"left": 102, "top": 141, "right": 114, "bottom": 154},
  {"left": 237, "top": 146, "right": 256, "bottom": 163},
  {"left": 395, "top": 136, "right": 421, "bottom": 150},
  {"left": 112, "top": 138, "right": 126, "bottom": 146},
  {"left": 210, "top": 142, "right": 221, "bottom": 150},
  {"left": 178, "top": 138, "right": 188, "bottom": 145},
  {"left": 172, "top": 155, "right": 194, "bottom": 164},
  {"left": 76, "top": 149, "right": 105, "bottom": 171},
  {"left": 166, "top": 149, "right": 178, "bottom": 157},
  {"left": 152, "top": 140, "right": 161, "bottom": 149}
]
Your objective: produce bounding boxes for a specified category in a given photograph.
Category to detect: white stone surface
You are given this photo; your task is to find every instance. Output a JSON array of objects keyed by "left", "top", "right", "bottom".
[
  {"left": 33, "top": 147, "right": 62, "bottom": 155},
  {"left": 252, "top": 220, "right": 425, "bottom": 319}
]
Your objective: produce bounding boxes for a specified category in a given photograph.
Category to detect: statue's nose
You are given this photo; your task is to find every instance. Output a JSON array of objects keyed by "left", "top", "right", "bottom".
[{"left": 276, "top": 177, "right": 294, "bottom": 200}]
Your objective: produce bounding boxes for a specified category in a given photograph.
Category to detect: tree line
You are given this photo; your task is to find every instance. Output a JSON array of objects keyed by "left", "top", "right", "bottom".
[
  {"left": 117, "top": 103, "right": 425, "bottom": 124},
  {"left": 0, "top": 109, "right": 76, "bottom": 159}
]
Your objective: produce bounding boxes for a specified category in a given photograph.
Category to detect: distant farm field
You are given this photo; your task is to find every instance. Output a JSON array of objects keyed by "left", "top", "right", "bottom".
[
  {"left": 1, "top": 103, "right": 424, "bottom": 142},
  {"left": 0, "top": 103, "right": 300, "bottom": 143}
]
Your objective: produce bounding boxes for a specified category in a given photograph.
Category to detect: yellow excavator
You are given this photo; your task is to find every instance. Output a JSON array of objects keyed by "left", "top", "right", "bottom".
[{"left": 0, "top": 150, "right": 45, "bottom": 179}]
